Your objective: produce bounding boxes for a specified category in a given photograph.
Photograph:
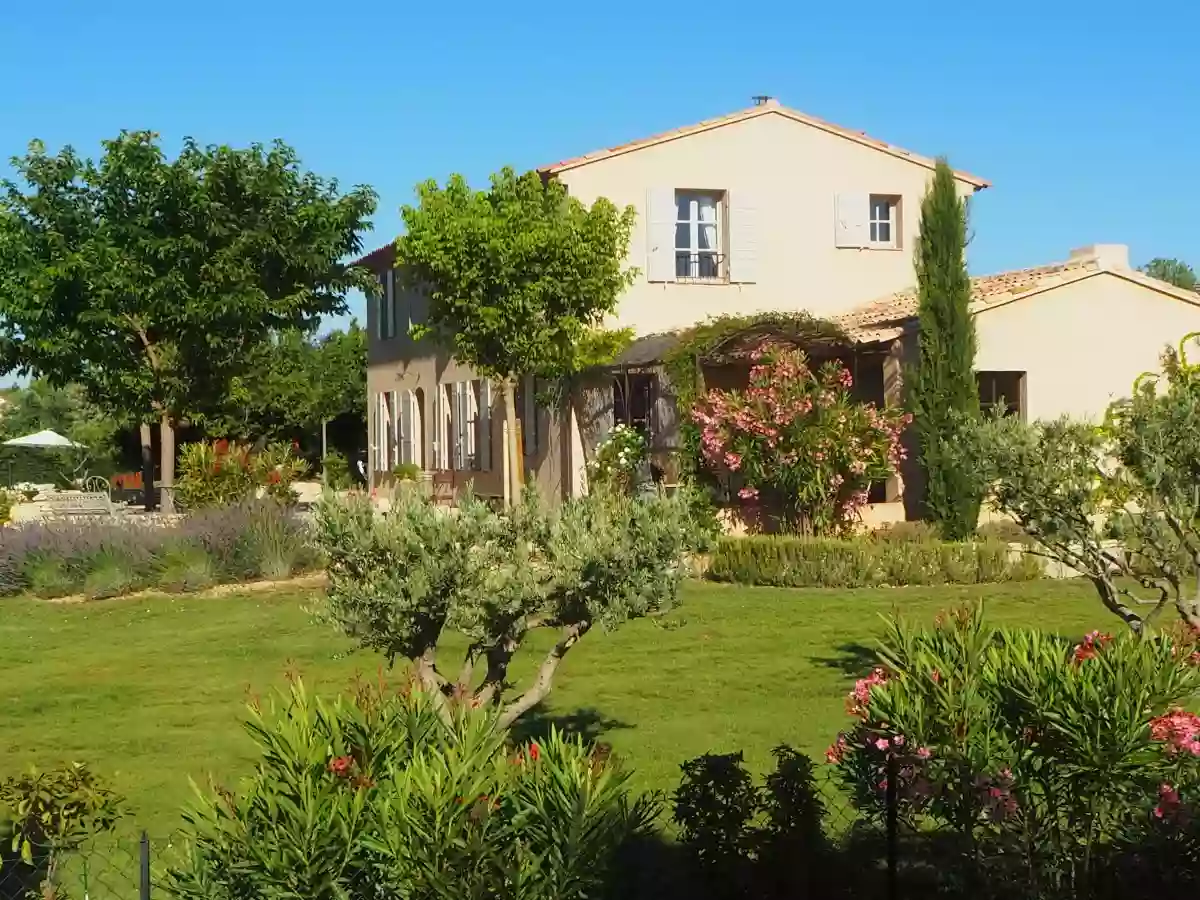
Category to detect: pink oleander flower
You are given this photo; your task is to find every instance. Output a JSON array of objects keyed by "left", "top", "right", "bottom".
[
  {"left": 847, "top": 667, "right": 889, "bottom": 716},
  {"left": 825, "top": 734, "right": 848, "bottom": 764},
  {"left": 737, "top": 486, "right": 759, "bottom": 500},
  {"left": 916, "top": 746, "right": 932, "bottom": 760},
  {"left": 874, "top": 737, "right": 890, "bottom": 751},
  {"left": 1150, "top": 709, "right": 1200, "bottom": 755}
]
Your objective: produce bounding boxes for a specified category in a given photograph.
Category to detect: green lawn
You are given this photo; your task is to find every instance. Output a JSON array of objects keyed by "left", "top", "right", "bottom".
[{"left": 0, "top": 578, "right": 1108, "bottom": 834}]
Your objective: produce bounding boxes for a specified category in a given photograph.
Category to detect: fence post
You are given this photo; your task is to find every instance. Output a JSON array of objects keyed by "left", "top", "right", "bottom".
[
  {"left": 886, "top": 751, "right": 898, "bottom": 900},
  {"left": 139, "top": 831, "right": 151, "bottom": 900}
]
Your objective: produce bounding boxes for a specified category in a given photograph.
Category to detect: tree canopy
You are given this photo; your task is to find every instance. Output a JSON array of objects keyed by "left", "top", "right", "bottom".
[
  {"left": 0, "top": 131, "right": 376, "bottom": 507},
  {"left": 206, "top": 322, "right": 367, "bottom": 449},
  {"left": 397, "top": 167, "right": 637, "bottom": 382},
  {"left": 1140, "top": 258, "right": 1198, "bottom": 292},
  {"left": 395, "top": 168, "right": 636, "bottom": 500}
]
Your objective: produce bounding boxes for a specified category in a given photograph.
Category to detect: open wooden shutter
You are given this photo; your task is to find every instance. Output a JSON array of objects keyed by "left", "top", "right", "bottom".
[
  {"left": 399, "top": 390, "right": 414, "bottom": 465},
  {"left": 646, "top": 188, "right": 677, "bottom": 282},
  {"left": 385, "top": 270, "right": 397, "bottom": 339},
  {"left": 727, "top": 192, "right": 759, "bottom": 283},
  {"left": 476, "top": 381, "right": 492, "bottom": 471},
  {"left": 834, "top": 193, "right": 869, "bottom": 248}
]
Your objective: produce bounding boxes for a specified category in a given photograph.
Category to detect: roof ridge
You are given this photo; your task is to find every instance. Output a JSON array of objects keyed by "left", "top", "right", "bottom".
[{"left": 538, "top": 102, "right": 990, "bottom": 188}]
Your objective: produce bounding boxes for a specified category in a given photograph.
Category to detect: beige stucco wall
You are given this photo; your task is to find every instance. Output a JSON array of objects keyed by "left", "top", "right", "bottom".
[
  {"left": 366, "top": 291, "right": 570, "bottom": 501},
  {"left": 972, "top": 273, "right": 1200, "bottom": 421},
  {"left": 555, "top": 110, "right": 980, "bottom": 334}
]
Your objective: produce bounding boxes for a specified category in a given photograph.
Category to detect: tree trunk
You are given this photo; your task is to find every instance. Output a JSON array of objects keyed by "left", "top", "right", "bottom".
[
  {"left": 497, "top": 621, "right": 589, "bottom": 729},
  {"left": 503, "top": 378, "right": 521, "bottom": 506},
  {"left": 159, "top": 414, "right": 176, "bottom": 514},
  {"left": 139, "top": 423, "right": 156, "bottom": 512}
]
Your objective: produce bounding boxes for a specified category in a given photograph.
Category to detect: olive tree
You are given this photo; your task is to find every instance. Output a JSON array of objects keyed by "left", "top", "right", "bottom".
[
  {"left": 313, "top": 488, "right": 702, "bottom": 727},
  {"left": 976, "top": 335, "right": 1200, "bottom": 630}
]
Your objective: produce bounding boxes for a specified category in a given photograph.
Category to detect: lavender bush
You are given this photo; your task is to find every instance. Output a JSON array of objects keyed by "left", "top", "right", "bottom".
[{"left": 0, "top": 500, "right": 319, "bottom": 599}]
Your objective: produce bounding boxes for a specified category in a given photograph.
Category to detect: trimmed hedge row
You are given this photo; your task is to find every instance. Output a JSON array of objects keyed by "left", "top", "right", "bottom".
[{"left": 706, "top": 534, "right": 1043, "bottom": 588}]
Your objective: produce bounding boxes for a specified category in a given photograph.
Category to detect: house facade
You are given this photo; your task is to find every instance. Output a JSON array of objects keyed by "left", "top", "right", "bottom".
[{"left": 362, "top": 97, "right": 989, "bottom": 506}]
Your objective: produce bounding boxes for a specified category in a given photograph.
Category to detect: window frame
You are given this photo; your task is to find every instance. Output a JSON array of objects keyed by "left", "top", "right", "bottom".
[
  {"left": 976, "top": 371, "right": 1027, "bottom": 420},
  {"left": 868, "top": 195, "right": 899, "bottom": 249},
  {"left": 674, "top": 190, "right": 725, "bottom": 279}
]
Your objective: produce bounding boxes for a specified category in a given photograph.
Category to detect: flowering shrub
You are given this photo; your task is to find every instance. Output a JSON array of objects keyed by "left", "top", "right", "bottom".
[
  {"left": 826, "top": 604, "right": 1200, "bottom": 895},
  {"left": 175, "top": 440, "right": 308, "bottom": 510},
  {"left": 167, "top": 678, "right": 657, "bottom": 900},
  {"left": 690, "top": 349, "right": 910, "bottom": 535},
  {"left": 587, "top": 423, "right": 647, "bottom": 494}
]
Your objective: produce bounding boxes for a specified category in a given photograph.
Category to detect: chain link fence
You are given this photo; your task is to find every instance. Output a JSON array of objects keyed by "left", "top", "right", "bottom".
[{"left": 0, "top": 832, "right": 179, "bottom": 900}]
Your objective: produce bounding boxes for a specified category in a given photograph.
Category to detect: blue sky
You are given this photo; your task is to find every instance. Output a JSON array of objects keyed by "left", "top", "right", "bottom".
[{"left": 4, "top": 0, "right": 1197, "bottom": 325}]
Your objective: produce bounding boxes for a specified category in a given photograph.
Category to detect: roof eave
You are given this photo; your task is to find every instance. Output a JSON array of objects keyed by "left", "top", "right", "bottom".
[{"left": 538, "top": 104, "right": 991, "bottom": 189}]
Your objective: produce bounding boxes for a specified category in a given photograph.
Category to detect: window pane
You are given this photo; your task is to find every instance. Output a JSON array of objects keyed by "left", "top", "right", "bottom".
[
  {"left": 876, "top": 222, "right": 891, "bottom": 243},
  {"left": 697, "top": 253, "right": 719, "bottom": 278},
  {"left": 698, "top": 221, "right": 717, "bottom": 250},
  {"left": 675, "top": 223, "right": 691, "bottom": 250},
  {"left": 869, "top": 222, "right": 880, "bottom": 242},
  {"left": 676, "top": 195, "right": 692, "bottom": 221},
  {"left": 676, "top": 253, "right": 693, "bottom": 278},
  {"left": 870, "top": 197, "right": 890, "bottom": 222},
  {"left": 697, "top": 196, "right": 718, "bottom": 222}
]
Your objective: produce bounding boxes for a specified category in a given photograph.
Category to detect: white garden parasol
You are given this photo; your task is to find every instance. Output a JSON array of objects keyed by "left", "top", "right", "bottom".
[{"left": 2, "top": 429, "right": 82, "bottom": 448}]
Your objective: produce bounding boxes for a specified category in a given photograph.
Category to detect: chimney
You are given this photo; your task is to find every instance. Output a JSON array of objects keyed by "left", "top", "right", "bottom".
[
  {"left": 1068, "top": 244, "right": 1130, "bottom": 270},
  {"left": 751, "top": 95, "right": 777, "bottom": 107}
]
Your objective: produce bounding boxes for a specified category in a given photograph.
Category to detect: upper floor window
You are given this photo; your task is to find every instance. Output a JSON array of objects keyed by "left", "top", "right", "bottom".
[
  {"left": 868, "top": 195, "right": 899, "bottom": 248},
  {"left": 675, "top": 191, "right": 724, "bottom": 279},
  {"left": 376, "top": 269, "right": 398, "bottom": 340},
  {"left": 835, "top": 193, "right": 902, "bottom": 250}
]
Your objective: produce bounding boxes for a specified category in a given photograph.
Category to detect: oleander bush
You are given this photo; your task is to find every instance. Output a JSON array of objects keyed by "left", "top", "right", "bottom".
[
  {"left": 826, "top": 605, "right": 1200, "bottom": 898},
  {"left": 706, "top": 534, "right": 1042, "bottom": 588},
  {"left": 167, "top": 678, "right": 657, "bottom": 900},
  {"left": 0, "top": 499, "right": 318, "bottom": 599}
]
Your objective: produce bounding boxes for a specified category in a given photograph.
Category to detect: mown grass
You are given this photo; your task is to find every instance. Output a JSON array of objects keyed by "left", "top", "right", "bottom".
[{"left": 0, "top": 578, "right": 1108, "bottom": 834}]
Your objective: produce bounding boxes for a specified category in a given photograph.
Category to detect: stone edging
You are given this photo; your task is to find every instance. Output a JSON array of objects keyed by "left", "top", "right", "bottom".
[{"left": 39, "top": 571, "right": 329, "bottom": 605}]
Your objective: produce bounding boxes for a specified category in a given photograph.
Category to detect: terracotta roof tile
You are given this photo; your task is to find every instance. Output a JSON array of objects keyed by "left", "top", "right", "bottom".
[
  {"left": 539, "top": 101, "right": 990, "bottom": 189},
  {"left": 835, "top": 258, "right": 1103, "bottom": 338}
]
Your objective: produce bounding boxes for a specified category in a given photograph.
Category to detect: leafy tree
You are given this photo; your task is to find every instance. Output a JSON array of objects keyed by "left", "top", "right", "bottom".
[
  {"left": 1141, "top": 258, "right": 1198, "bottom": 292},
  {"left": 974, "top": 335, "right": 1200, "bottom": 630},
  {"left": 0, "top": 380, "right": 120, "bottom": 486},
  {"left": 906, "top": 159, "right": 981, "bottom": 540},
  {"left": 395, "top": 168, "right": 636, "bottom": 502},
  {"left": 313, "top": 487, "right": 701, "bottom": 729},
  {"left": 0, "top": 132, "right": 376, "bottom": 510},
  {"left": 208, "top": 322, "right": 367, "bottom": 451}
]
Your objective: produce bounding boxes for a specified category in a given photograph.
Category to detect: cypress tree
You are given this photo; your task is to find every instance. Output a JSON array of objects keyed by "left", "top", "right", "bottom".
[{"left": 907, "top": 158, "right": 980, "bottom": 540}]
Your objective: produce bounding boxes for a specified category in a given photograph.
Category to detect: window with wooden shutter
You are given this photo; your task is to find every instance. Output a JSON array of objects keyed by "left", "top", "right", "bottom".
[
  {"left": 373, "top": 274, "right": 386, "bottom": 340},
  {"left": 727, "top": 191, "right": 759, "bottom": 283},
  {"left": 646, "top": 187, "right": 677, "bottom": 282},
  {"left": 834, "top": 192, "right": 869, "bottom": 248},
  {"left": 399, "top": 389, "right": 415, "bottom": 465},
  {"left": 476, "top": 381, "right": 492, "bottom": 471}
]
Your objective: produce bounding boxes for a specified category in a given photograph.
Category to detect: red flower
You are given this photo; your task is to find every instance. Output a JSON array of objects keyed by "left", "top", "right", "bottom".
[
  {"left": 528, "top": 742, "right": 541, "bottom": 762},
  {"left": 328, "top": 755, "right": 353, "bottom": 777},
  {"left": 1073, "top": 630, "right": 1113, "bottom": 663}
]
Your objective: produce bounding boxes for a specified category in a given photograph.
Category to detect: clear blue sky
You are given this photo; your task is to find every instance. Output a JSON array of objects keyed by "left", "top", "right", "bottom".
[{"left": 4, "top": 0, "right": 1197, "bottom": 325}]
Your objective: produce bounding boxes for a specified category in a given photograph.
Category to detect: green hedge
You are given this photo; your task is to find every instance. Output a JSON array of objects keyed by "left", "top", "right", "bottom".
[{"left": 706, "top": 535, "right": 1043, "bottom": 588}]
